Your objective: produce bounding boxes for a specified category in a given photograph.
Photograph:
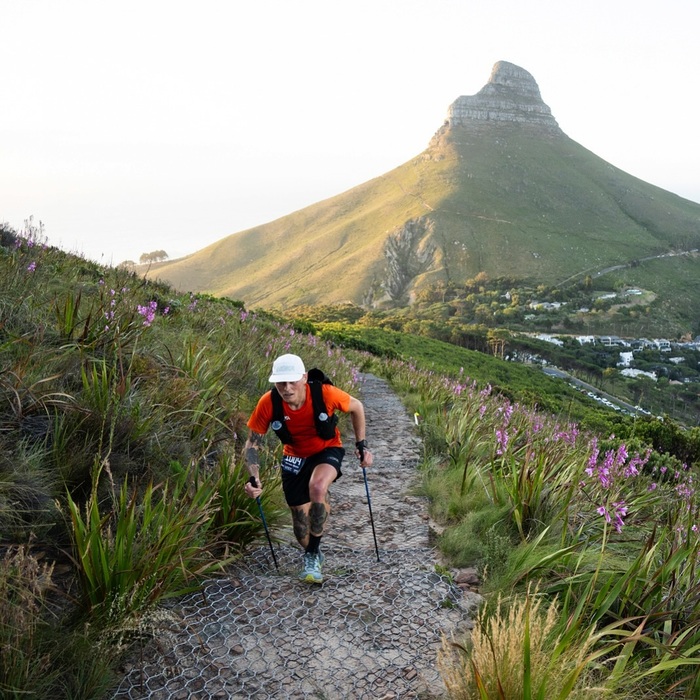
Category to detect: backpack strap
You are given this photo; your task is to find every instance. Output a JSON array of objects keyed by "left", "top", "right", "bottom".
[
  {"left": 307, "top": 368, "right": 339, "bottom": 440},
  {"left": 269, "top": 388, "right": 294, "bottom": 444}
]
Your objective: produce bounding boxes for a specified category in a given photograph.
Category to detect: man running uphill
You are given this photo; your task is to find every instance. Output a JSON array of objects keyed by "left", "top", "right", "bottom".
[{"left": 244, "top": 354, "right": 373, "bottom": 583}]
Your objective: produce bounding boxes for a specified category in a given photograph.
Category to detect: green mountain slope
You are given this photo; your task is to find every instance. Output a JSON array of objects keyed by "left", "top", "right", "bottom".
[{"left": 146, "top": 61, "right": 700, "bottom": 311}]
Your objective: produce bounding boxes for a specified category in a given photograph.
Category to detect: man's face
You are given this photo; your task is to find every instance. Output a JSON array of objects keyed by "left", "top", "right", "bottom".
[{"left": 275, "top": 375, "right": 307, "bottom": 407}]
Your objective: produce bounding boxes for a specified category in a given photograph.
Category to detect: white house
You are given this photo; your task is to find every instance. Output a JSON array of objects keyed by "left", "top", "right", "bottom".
[
  {"left": 535, "top": 334, "right": 564, "bottom": 346},
  {"left": 620, "top": 368, "right": 657, "bottom": 381},
  {"left": 618, "top": 352, "right": 634, "bottom": 367},
  {"left": 599, "top": 335, "right": 627, "bottom": 347}
]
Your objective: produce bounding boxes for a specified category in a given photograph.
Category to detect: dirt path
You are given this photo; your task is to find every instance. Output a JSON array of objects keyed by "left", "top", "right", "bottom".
[{"left": 113, "top": 374, "right": 479, "bottom": 699}]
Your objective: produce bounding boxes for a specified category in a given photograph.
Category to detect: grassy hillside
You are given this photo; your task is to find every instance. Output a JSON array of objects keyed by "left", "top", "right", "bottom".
[
  {"left": 428, "top": 124, "right": 700, "bottom": 283},
  {"left": 146, "top": 118, "right": 700, "bottom": 325},
  {"left": 3, "top": 223, "right": 700, "bottom": 698},
  {"left": 145, "top": 153, "right": 455, "bottom": 305}
]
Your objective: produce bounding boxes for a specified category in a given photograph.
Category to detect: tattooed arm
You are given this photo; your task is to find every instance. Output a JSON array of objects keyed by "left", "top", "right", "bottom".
[{"left": 348, "top": 397, "right": 373, "bottom": 467}]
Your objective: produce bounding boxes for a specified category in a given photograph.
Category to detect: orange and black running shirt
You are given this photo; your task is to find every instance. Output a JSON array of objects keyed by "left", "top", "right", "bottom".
[{"left": 247, "top": 383, "right": 351, "bottom": 458}]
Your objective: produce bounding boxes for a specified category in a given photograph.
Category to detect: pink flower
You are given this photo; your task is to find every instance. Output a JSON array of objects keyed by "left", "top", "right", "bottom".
[
  {"left": 612, "top": 501, "right": 628, "bottom": 532},
  {"left": 495, "top": 428, "right": 509, "bottom": 456},
  {"left": 137, "top": 300, "right": 158, "bottom": 327}
]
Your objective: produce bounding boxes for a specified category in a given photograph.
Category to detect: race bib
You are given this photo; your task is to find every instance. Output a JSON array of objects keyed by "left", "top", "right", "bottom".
[{"left": 281, "top": 455, "right": 306, "bottom": 475}]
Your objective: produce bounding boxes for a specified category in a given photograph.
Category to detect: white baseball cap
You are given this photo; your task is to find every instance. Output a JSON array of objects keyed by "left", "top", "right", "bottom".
[{"left": 268, "top": 354, "right": 306, "bottom": 383}]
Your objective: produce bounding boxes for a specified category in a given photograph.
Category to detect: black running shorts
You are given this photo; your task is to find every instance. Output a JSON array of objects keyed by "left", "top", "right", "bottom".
[{"left": 281, "top": 447, "right": 345, "bottom": 507}]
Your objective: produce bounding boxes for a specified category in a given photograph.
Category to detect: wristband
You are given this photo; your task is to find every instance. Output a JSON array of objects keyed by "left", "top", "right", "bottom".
[{"left": 355, "top": 439, "right": 368, "bottom": 451}]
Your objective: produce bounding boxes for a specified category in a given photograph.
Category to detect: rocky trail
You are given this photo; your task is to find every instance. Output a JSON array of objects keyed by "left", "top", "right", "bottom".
[{"left": 113, "top": 374, "right": 479, "bottom": 699}]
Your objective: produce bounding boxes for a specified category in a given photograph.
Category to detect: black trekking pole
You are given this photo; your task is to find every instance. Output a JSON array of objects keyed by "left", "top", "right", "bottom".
[
  {"left": 249, "top": 476, "right": 279, "bottom": 572},
  {"left": 357, "top": 443, "right": 380, "bottom": 562}
]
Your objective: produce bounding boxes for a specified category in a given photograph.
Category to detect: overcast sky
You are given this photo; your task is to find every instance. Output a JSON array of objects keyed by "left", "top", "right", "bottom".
[{"left": 2, "top": 0, "right": 698, "bottom": 265}]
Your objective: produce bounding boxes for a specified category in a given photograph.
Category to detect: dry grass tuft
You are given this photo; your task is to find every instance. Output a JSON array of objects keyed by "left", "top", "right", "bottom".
[
  {"left": 438, "top": 587, "right": 602, "bottom": 699},
  {"left": 0, "top": 545, "right": 56, "bottom": 690}
]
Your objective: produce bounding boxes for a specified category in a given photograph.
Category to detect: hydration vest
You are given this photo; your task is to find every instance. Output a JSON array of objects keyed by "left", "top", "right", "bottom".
[{"left": 269, "top": 368, "right": 339, "bottom": 445}]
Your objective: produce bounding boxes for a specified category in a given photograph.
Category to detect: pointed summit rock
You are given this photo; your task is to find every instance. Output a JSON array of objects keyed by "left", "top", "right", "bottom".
[{"left": 446, "top": 61, "right": 560, "bottom": 132}]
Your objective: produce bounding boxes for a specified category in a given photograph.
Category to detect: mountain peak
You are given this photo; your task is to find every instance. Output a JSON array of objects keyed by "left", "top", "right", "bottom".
[{"left": 446, "top": 61, "right": 560, "bottom": 132}]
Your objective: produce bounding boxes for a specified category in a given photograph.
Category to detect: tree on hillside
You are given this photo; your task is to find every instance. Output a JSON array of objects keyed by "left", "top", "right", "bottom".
[
  {"left": 487, "top": 328, "right": 510, "bottom": 359},
  {"left": 139, "top": 250, "right": 169, "bottom": 264}
]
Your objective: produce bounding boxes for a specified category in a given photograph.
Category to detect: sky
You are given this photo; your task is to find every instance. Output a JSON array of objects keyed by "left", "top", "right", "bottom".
[{"left": 2, "top": 0, "right": 699, "bottom": 265}]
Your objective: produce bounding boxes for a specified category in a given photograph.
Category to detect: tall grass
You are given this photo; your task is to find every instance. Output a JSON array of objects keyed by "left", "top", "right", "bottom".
[
  {"left": 438, "top": 588, "right": 603, "bottom": 699},
  {"left": 0, "top": 545, "right": 57, "bottom": 695},
  {"left": 65, "top": 461, "right": 222, "bottom": 622},
  {"left": 1, "top": 222, "right": 365, "bottom": 693},
  {"left": 7, "top": 219, "right": 696, "bottom": 696},
  {"left": 380, "top": 356, "right": 700, "bottom": 697}
]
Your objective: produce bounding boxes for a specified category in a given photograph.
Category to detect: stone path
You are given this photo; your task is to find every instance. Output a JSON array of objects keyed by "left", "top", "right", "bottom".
[{"left": 113, "top": 374, "right": 479, "bottom": 699}]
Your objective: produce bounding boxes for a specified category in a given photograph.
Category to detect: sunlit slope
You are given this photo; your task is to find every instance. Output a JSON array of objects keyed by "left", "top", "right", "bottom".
[
  {"left": 146, "top": 149, "right": 457, "bottom": 306},
  {"left": 422, "top": 123, "right": 700, "bottom": 283},
  {"left": 148, "top": 120, "right": 700, "bottom": 308}
]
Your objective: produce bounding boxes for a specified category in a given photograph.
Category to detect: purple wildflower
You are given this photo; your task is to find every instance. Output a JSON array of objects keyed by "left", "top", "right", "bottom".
[
  {"left": 137, "top": 300, "right": 158, "bottom": 327},
  {"left": 495, "top": 428, "right": 509, "bottom": 456},
  {"left": 612, "top": 501, "right": 628, "bottom": 532}
]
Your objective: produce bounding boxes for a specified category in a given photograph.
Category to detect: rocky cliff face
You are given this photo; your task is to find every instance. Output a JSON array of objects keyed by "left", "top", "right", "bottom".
[
  {"left": 381, "top": 218, "right": 437, "bottom": 303},
  {"left": 446, "top": 61, "right": 560, "bottom": 132}
]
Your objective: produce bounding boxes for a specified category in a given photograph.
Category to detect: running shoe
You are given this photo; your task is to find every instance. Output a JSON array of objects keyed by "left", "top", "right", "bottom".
[{"left": 298, "top": 551, "right": 324, "bottom": 584}]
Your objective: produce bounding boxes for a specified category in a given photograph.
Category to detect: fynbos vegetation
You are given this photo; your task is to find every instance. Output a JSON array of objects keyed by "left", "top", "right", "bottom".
[{"left": 2, "top": 218, "right": 698, "bottom": 698}]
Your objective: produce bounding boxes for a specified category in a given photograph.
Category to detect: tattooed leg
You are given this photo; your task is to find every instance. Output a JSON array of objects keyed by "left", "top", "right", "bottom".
[
  {"left": 291, "top": 505, "right": 310, "bottom": 547},
  {"left": 309, "top": 501, "right": 328, "bottom": 537}
]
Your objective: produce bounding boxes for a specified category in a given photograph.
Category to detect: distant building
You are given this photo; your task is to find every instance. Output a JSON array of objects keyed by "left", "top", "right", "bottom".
[
  {"left": 618, "top": 352, "right": 634, "bottom": 367},
  {"left": 535, "top": 334, "right": 564, "bottom": 346},
  {"left": 620, "top": 368, "right": 657, "bottom": 381},
  {"left": 577, "top": 335, "right": 595, "bottom": 345},
  {"left": 632, "top": 338, "right": 656, "bottom": 350},
  {"left": 529, "top": 301, "right": 563, "bottom": 311},
  {"left": 654, "top": 339, "right": 672, "bottom": 352},
  {"left": 599, "top": 335, "right": 627, "bottom": 347}
]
